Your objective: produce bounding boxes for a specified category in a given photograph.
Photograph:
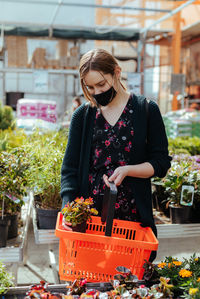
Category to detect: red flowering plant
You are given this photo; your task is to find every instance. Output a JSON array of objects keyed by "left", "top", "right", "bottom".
[{"left": 61, "top": 197, "right": 98, "bottom": 229}]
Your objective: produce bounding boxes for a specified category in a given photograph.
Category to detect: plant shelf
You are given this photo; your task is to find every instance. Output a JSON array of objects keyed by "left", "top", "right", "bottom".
[
  {"left": 32, "top": 206, "right": 59, "bottom": 245},
  {"left": 0, "top": 192, "right": 33, "bottom": 263}
]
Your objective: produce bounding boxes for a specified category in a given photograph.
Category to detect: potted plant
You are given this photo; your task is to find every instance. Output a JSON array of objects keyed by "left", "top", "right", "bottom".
[
  {"left": 0, "top": 149, "right": 29, "bottom": 241},
  {"left": 157, "top": 155, "right": 200, "bottom": 224},
  {"left": 155, "top": 255, "right": 200, "bottom": 298},
  {"left": 26, "top": 131, "right": 68, "bottom": 229},
  {"left": 0, "top": 261, "right": 14, "bottom": 295},
  {"left": 61, "top": 197, "right": 98, "bottom": 232}
]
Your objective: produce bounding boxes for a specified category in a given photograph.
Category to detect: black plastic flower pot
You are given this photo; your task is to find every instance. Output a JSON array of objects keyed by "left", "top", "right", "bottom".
[
  {"left": 0, "top": 217, "right": 11, "bottom": 248},
  {"left": 169, "top": 204, "right": 192, "bottom": 224},
  {"left": 7, "top": 214, "right": 19, "bottom": 239},
  {"left": 68, "top": 221, "right": 87, "bottom": 233},
  {"left": 36, "top": 208, "right": 60, "bottom": 229}
]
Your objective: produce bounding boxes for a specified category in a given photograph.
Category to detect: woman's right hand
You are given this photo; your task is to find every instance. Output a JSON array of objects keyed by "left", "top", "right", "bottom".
[{"left": 103, "top": 174, "right": 110, "bottom": 188}]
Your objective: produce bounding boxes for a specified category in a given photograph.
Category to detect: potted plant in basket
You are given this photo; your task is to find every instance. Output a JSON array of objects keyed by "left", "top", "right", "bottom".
[
  {"left": 61, "top": 197, "right": 98, "bottom": 232},
  {"left": 0, "top": 149, "right": 29, "bottom": 245}
]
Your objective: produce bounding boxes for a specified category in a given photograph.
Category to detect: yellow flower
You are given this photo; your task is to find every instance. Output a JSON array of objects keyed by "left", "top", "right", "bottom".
[
  {"left": 90, "top": 208, "right": 98, "bottom": 215},
  {"left": 197, "top": 277, "right": 200, "bottom": 282},
  {"left": 189, "top": 288, "right": 199, "bottom": 295},
  {"left": 195, "top": 258, "right": 199, "bottom": 262},
  {"left": 173, "top": 261, "right": 182, "bottom": 266},
  {"left": 158, "top": 262, "right": 166, "bottom": 268},
  {"left": 179, "top": 269, "right": 193, "bottom": 278},
  {"left": 160, "top": 277, "right": 173, "bottom": 290}
]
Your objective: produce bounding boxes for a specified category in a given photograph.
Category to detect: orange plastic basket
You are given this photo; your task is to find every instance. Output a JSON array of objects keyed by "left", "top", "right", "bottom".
[{"left": 55, "top": 212, "right": 158, "bottom": 282}]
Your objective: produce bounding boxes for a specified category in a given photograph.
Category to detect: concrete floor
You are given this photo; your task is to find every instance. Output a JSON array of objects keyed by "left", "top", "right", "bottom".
[{"left": 5, "top": 220, "right": 200, "bottom": 286}]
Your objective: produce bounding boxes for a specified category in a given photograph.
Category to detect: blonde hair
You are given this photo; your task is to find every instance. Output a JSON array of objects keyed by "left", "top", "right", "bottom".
[{"left": 79, "top": 49, "right": 125, "bottom": 105}]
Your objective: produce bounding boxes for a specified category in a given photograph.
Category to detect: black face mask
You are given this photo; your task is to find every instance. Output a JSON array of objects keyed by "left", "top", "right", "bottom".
[{"left": 93, "top": 86, "right": 117, "bottom": 106}]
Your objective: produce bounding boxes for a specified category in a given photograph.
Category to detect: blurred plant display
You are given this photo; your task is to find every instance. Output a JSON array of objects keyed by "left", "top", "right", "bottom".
[
  {"left": 0, "top": 149, "right": 30, "bottom": 215},
  {"left": 0, "top": 103, "right": 15, "bottom": 131},
  {"left": 169, "top": 136, "right": 200, "bottom": 156},
  {"left": 0, "top": 262, "right": 14, "bottom": 295}
]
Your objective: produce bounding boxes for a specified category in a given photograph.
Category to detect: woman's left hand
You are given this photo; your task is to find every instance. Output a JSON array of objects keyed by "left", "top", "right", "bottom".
[{"left": 106, "top": 166, "right": 128, "bottom": 186}]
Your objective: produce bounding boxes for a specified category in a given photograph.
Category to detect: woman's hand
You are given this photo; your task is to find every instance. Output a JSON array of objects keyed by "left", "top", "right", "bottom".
[
  {"left": 103, "top": 166, "right": 128, "bottom": 187},
  {"left": 62, "top": 218, "right": 72, "bottom": 231}
]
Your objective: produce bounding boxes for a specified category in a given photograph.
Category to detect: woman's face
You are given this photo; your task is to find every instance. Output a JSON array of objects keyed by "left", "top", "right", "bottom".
[{"left": 84, "top": 70, "right": 114, "bottom": 96}]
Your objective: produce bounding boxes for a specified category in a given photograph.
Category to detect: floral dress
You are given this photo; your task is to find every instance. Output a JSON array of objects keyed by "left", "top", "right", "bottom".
[{"left": 88, "top": 97, "right": 139, "bottom": 221}]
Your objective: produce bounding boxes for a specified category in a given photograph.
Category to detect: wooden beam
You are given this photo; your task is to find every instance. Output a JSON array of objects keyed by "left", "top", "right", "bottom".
[
  {"left": 106, "top": 12, "right": 164, "bottom": 19},
  {"left": 172, "top": 11, "right": 181, "bottom": 111}
]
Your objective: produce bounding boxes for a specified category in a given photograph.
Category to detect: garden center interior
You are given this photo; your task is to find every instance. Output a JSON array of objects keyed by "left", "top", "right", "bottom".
[{"left": 1, "top": 0, "right": 200, "bottom": 297}]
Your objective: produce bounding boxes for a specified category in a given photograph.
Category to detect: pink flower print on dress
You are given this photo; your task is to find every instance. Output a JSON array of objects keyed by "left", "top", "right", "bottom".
[
  {"left": 115, "top": 203, "right": 120, "bottom": 209},
  {"left": 105, "top": 140, "right": 110, "bottom": 147},
  {"left": 119, "top": 160, "right": 126, "bottom": 166},
  {"left": 93, "top": 189, "right": 98, "bottom": 195},
  {"left": 118, "top": 120, "right": 126, "bottom": 129},
  {"left": 89, "top": 175, "right": 93, "bottom": 183},
  {"left": 125, "top": 141, "right": 132, "bottom": 152},
  {"left": 131, "top": 130, "right": 134, "bottom": 136},
  {"left": 95, "top": 148, "right": 102, "bottom": 158},
  {"left": 104, "top": 123, "right": 110, "bottom": 130},
  {"left": 105, "top": 156, "right": 111, "bottom": 166}
]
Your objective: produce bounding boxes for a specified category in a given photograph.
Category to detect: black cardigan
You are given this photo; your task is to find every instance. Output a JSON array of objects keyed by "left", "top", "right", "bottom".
[{"left": 60, "top": 94, "right": 171, "bottom": 233}]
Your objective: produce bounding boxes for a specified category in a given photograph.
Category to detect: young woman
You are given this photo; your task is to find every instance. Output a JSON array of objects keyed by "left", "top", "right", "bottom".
[{"left": 60, "top": 49, "right": 171, "bottom": 259}]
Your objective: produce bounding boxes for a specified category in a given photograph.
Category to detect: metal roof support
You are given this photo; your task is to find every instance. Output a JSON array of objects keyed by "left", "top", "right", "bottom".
[
  {"left": 139, "top": 0, "right": 196, "bottom": 109},
  {"left": 140, "top": 0, "right": 196, "bottom": 35},
  {"left": 49, "top": 0, "right": 63, "bottom": 38},
  {"left": 0, "top": 24, "right": 4, "bottom": 51},
  {"left": 0, "top": 0, "right": 172, "bottom": 13}
]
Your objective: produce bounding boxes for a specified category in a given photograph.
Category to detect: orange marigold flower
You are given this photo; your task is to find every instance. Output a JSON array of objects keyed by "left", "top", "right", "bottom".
[
  {"left": 158, "top": 262, "right": 166, "bottom": 268},
  {"left": 173, "top": 261, "right": 182, "bottom": 266},
  {"left": 197, "top": 277, "right": 200, "bottom": 282},
  {"left": 179, "top": 269, "right": 193, "bottom": 278}
]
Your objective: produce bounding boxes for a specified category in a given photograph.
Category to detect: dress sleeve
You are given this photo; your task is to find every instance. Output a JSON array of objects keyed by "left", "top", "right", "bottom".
[
  {"left": 60, "top": 105, "right": 84, "bottom": 208},
  {"left": 146, "top": 100, "right": 172, "bottom": 178}
]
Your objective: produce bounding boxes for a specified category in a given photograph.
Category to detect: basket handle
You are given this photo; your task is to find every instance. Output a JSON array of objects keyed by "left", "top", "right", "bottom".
[{"left": 101, "top": 181, "right": 117, "bottom": 237}]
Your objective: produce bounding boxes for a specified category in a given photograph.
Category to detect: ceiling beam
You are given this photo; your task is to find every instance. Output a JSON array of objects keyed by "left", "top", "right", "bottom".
[
  {"left": 140, "top": 0, "right": 196, "bottom": 34},
  {"left": 0, "top": 0, "right": 172, "bottom": 13}
]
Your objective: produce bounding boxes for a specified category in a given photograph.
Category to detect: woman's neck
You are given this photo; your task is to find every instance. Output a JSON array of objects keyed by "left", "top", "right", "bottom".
[{"left": 106, "top": 87, "right": 130, "bottom": 109}]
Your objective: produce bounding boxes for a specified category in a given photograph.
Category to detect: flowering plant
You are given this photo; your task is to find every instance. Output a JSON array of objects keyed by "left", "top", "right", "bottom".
[
  {"left": 156, "top": 254, "right": 200, "bottom": 298},
  {"left": 61, "top": 197, "right": 98, "bottom": 227}
]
